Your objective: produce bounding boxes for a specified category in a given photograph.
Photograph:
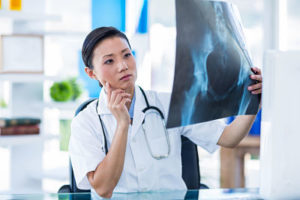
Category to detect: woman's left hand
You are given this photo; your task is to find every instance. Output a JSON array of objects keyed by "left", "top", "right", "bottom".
[{"left": 248, "top": 67, "right": 262, "bottom": 95}]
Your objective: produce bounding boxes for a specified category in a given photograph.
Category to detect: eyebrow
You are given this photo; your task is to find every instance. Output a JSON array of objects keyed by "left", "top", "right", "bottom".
[
  {"left": 103, "top": 53, "right": 114, "bottom": 58},
  {"left": 121, "top": 48, "right": 130, "bottom": 53},
  {"left": 103, "top": 48, "right": 130, "bottom": 59},
  {"left": 103, "top": 54, "right": 113, "bottom": 58}
]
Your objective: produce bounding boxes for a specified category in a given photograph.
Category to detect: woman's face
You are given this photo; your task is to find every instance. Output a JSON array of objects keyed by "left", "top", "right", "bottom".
[{"left": 86, "top": 36, "right": 137, "bottom": 93}]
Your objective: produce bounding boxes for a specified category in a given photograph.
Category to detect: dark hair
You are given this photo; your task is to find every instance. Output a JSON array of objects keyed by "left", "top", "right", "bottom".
[{"left": 82, "top": 26, "right": 131, "bottom": 69}]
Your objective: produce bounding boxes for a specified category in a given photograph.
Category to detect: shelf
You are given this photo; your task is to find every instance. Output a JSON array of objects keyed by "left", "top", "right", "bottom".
[
  {"left": 27, "top": 31, "right": 88, "bottom": 36},
  {"left": 0, "top": 134, "right": 60, "bottom": 147},
  {"left": 0, "top": 10, "right": 60, "bottom": 21},
  {"left": 0, "top": 73, "right": 61, "bottom": 82},
  {"left": 0, "top": 134, "right": 43, "bottom": 147},
  {"left": 44, "top": 101, "right": 82, "bottom": 110}
]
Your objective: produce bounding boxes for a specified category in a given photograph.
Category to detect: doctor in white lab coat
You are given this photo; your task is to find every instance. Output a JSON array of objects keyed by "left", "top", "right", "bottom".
[{"left": 69, "top": 27, "right": 263, "bottom": 199}]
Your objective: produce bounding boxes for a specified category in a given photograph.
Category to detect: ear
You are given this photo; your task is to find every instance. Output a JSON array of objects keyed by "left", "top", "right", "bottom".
[{"left": 85, "top": 67, "right": 97, "bottom": 80}]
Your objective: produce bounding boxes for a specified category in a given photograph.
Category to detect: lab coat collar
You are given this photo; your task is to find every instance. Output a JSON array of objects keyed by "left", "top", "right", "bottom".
[
  {"left": 97, "top": 85, "right": 146, "bottom": 140},
  {"left": 97, "top": 88, "right": 111, "bottom": 115}
]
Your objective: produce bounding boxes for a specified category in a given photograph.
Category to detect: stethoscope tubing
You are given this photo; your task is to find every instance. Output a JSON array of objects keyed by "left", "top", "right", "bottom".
[{"left": 96, "top": 86, "right": 170, "bottom": 159}]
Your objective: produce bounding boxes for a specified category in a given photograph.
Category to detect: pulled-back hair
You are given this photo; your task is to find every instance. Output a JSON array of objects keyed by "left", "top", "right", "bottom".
[{"left": 82, "top": 26, "right": 131, "bottom": 69}]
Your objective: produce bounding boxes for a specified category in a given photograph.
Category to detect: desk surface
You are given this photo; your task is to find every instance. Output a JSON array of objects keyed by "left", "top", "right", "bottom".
[{"left": 0, "top": 188, "right": 262, "bottom": 200}]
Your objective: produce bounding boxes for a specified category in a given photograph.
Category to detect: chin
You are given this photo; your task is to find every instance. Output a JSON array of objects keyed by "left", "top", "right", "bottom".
[
  {"left": 115, "top": 82, "right": 129, "bottom": 88},
  {"left": 126, "top": 82, "right": 135, "bottom": 89}
]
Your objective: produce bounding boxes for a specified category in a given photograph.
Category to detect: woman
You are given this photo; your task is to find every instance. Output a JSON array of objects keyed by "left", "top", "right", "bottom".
[{"left": 69, "top": 26, "right": 262, "bottom": 198}]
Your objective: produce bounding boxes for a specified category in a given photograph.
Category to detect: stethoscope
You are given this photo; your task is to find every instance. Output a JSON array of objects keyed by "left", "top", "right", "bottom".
[{"left": 96, "top": 86, "right": 170, "bottom": 160}]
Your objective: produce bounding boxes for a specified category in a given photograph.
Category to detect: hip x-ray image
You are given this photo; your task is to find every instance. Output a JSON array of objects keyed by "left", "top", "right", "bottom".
[{"left": 166, "top": 0, "right": 260, "bottom": 128}]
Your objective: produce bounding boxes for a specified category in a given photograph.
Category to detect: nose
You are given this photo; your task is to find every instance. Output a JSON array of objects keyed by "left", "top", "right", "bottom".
[{"left": 118, "top": 61, "right": 128, "bottom": 72}]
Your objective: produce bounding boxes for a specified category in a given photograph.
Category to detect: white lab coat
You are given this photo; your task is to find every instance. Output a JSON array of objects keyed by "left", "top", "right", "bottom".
[{"left": 69, "top": 85, "right": 226, "bottom": 193}]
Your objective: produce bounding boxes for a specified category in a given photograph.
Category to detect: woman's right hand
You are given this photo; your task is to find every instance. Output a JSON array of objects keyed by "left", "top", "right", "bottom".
[{"left": 105, "top": 82, "right": 131, "bottom": 125}]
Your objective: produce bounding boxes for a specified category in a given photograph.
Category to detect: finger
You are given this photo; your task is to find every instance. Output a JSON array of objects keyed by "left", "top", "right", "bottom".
[
  {"left": 114, "top": 93, "right": 131, "bottom": 105},
  {"left": 113, "top": 97, "right": 131, "bottom": 112},
  {"left": 110, "top": 89, "right": 124, "bottom": 104},
  {"left": 251, "top": 67, "right": 261, "bottom": 75},
  {"left": 251, "top": 89, "right": 262, "bottom": 95},
  {"left": 250, "top": 74, "right": 262, "bottom": 82},
  {"left": 120, "top": 97, "right": 131, "bottom": 107},
  {"left": 110, "top": 89, "right": 128, "bottom": 104},
  {"left": 248, "top": 83, "right": 262, "bottom": 91}
]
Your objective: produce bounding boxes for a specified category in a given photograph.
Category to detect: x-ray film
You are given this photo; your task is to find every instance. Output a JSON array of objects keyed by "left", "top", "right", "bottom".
[{"left": 166, "top": 0, "right": 260, "bottom": 128}]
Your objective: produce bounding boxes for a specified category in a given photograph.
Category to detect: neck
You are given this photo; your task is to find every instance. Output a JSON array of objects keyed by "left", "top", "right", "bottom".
[{"left": 125, "top": 85, "right": 135, "bottom": 97}]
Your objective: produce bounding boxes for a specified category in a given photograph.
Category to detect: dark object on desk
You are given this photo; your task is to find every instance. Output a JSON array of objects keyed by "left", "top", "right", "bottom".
[
  {"left": 58, "top": 98, "right": 208, "bottom": 193},
  {"left": 58, "top": 193, "right": 90, "bottom": 200},
  {"left": 0, "top": 117, "right": 41, "bottom": 127}
]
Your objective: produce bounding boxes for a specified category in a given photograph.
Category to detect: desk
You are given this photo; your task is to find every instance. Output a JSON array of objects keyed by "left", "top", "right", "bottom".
[
  {"left": 220, "top": 135, "right": 260, "bottom": 188},
  {"left": 0, "top": 188, "right": 261, "bottom": 199}
]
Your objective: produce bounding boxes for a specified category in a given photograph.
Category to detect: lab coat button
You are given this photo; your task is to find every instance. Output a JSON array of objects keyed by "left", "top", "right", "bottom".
[{"left": 132, "top": 138, "right": 136, "bottom": 143}]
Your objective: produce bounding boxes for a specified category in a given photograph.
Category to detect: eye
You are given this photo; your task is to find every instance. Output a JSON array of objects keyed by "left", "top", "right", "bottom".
[
  {"left": 124, "top": 53, "right": 132, "bottom": 58},
  {"left": 104, "top": 59, "right": 113, "bottom": 65}
]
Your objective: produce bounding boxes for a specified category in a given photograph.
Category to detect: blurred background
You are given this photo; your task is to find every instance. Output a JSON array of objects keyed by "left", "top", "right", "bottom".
[{"left": 0, "top": 0, "right": 299, "bottom": 194}]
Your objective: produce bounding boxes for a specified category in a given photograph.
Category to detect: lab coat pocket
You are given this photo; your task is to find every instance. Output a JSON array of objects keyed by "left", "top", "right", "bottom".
[{"left": 142, "top": 111, "right": 169, "bottom": 158}]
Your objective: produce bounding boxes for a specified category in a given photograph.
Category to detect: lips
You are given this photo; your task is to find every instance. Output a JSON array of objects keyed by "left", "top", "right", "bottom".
[{"left": 120, "top": 74, "right": 132, "bottom": 81}]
